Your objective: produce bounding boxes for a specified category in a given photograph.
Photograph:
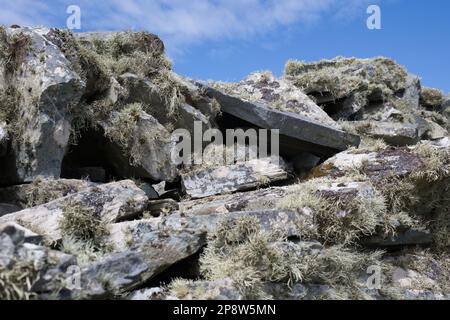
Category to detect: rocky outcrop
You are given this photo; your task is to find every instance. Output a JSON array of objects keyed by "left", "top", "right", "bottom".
[
  {"left": 0, "top": 27, "right": 84, "bottom": 186},
  {"left": 1, "top": 27, "right": 449, "bottom": 301}
]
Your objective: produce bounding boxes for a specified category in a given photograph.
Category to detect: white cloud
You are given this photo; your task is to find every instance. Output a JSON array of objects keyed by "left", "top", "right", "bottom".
[{"left": 0, "top": 0, "right": 376, "bottom": 54}]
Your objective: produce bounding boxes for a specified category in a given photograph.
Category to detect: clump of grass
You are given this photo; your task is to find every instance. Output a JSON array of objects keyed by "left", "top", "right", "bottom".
[
  {"left": 411, "top": 143, "right": 450, "bottom": 182},
  {"left": 59, "top": 199, "right": 109, "bottom": 249},
  {"left": 104, "top": 103, "right": 143, "bottom": 150},
  {"left": 60, "top": 237, "right": 105, "bottom": 266},
  {"left": 151, "top": 69, "right": 185, "bottom": 117},
  {"left": 279, "top": 179, "right": 390, "bottom": 245},
  {"left": 0, "top": 86, "right": 20, "bottom": 124},
  {"left": 420, "top": 87, "right": 445, "bottom": 109},
  {"left": 26, "top": 177, "right": 83, "bottom": 207},
  {"left": 0, "top": 26, "right": 32, "bottom": 75},
  {"left": 0, "top": 259, "right": 40, "bottom": 300},
  {"left": 284, "top": 57, "right": 409, "bottom": 119},
  {"left": 200, "top": 217, "right": 384, "bottom": 299}
]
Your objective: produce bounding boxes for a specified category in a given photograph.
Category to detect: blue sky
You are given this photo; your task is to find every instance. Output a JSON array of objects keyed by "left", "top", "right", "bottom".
[{"left": 0, "top": 0, "right": 449, "bottom": 92}]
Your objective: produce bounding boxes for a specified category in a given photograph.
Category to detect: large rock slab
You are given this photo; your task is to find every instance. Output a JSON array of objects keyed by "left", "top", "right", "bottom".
[
  {"left": 0, "top": 27, "right": 84, "bottom": 186},
  {"left": 200, "top": 84, "right": 359, "bottom": 157},
  {"left": 0, "top": 180, "right": 148, "bottom": 243},
  {"left": 181, "top": 157, "right": 290, "bottom": 199},
  {"left": 212, "top": 72, "right": 340, "bottom": 128}
]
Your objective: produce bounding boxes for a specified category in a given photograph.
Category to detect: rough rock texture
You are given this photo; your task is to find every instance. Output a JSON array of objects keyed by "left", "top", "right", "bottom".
[
  {"left": 99, "top": 110, "right": 177, "bottom": 182},
  {"left": 1, "top": 27, "right": 449, "bottom": 301},
  {"left": 0, "top": 180, "right": 148, "bottom": 243},
  {"left": 359, "top": 121, "right": 419, "bottom": 146},
  {"left": 181, "top": 157, "right": 290, "bottom": 198},
  {"left": 0, "top": 27, "right": 84, "bottom": 186},
  {"left": 200, "top": 84, "right": 360, "bottom": 157},
  {"left": 212, "top": 72, "right": 340, "bottom": 128},
  {"left": 0, "top": 223, "right": 76, "bottom": 299}
]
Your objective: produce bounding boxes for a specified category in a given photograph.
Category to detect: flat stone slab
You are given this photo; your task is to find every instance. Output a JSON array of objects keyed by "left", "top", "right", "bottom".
[
  {"left": 181, "top": 157, "right": 290, "bottom": 199},
  {"left": 201, "top": 85, "right": 360, "bottom": 156}
]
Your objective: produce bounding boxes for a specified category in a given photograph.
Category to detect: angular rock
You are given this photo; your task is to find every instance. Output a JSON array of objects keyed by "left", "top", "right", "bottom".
[
  {"left": 79, "top": 231, "right": 205, "bottom": 296},
  {"left": 201, "top": 84, "right": 360, "bottom": 157},
  {"left": 360, "top": 121, "right": 419, "bottom": 146},
  {"left": 0, "top": 178, "right": 96, "bottom": 209},
  {"left": 181, "top": 157, "right": 290, "bottom": 199},
  {"left": 212, "top": 72, "right": 340, "bottom": 128},
  {"left": 0, "top": 27, "right": 84, "bottom": 186},
  {"left": 118, "top": 73, "right": 213, "bottom": 136},
  {"left": 422, "top": 119, "right": 448, "bottom": 141},
  {"left": 99, "top": 110, "right": 178, "bottom": 182},
  {"left": 0, "top": 223, "right": 76, "bottom": 299},
  {"left": 0, "top": 180, "right": 148, "bottom": 243}
]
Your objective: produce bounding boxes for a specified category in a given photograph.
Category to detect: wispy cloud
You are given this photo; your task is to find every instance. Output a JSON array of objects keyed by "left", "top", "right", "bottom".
[{"left": 0, "top": 0, "right": 376, "bottom": 54}]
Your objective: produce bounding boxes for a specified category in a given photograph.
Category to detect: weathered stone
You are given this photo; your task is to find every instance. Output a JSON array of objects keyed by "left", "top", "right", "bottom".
[
  {"left": 118, "top": 74, "right": 212, "bottom": 137},
  {"left": 0, "top": 223, "right": 76, "bottom": 298},
  {"left": 0, "top": 27, "right": 84, "bottom": 186},
  {"left": 109, "top": 209, "right": 303, "bottom": 253},
  {"left": 181, "top": 157, "right": 290, "bottom": 199},
  {"left": 99, "top": 110, "right": 178, "bottom": 182},
  {"left": 212, "top": 72, "right": 340, "bottom": 129},
  {"left": 79, "top": 231, "right": 204, "bottom": 296},
  {"left": 0, "top": 121, "right": 7, "bottom": 157},
  {"left": 422, "top": 119, "right": 448, "bottom": 141},
  {"left": 316, "top": 147, "right": 424, "bottom": 180},
  {"left": 179, "top": 187, "right": 288, "bottom": 216},
  {"left": 0, "top": 180, "right": 148, "bottom": 243},
  {"left": 200, "top": 84, "right": 360, "bottom": 157},
  {"left": 0, "top": 178, "right": 96, "bottom": 209},
  {"left": 360, "top": 121, "right": 419, "bottom": 146}
]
